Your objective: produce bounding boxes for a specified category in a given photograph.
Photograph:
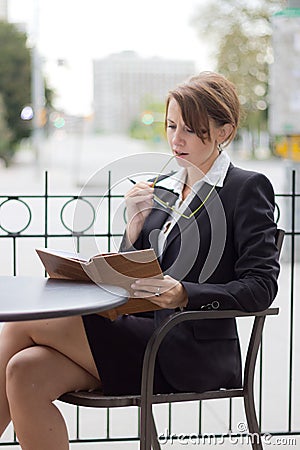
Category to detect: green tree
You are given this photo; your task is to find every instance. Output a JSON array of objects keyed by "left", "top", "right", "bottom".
[
  {"left": 129, "top": 98, "right": 166, "bottom": 143},
  {"left": 0, "top": 94, "right": 13, "bottom": 166},
  {"left": 191, "top": 0, "right": 285, "bottom": 131},
  {"left": 0, "top": 20, "right": 31, "bottom": 161}
]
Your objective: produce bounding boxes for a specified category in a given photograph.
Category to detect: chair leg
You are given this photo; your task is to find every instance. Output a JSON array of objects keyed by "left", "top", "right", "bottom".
[
  {"left": 140, "top": 402, "right": 153, "bottom": 450},
  {"left": 244, "top": 392, "right": 263, "bottom": 450},
  {"left": 151, "top": 412, "right": 161, "bottom": 450}
]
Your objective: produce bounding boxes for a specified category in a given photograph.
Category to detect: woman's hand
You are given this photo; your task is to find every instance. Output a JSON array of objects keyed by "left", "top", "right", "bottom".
[
  {"left": 124, "top": 181, "right": 154, "bottom": 246},
  {"left": 131, "top": 275, "right": 188, "bottom": 310}
]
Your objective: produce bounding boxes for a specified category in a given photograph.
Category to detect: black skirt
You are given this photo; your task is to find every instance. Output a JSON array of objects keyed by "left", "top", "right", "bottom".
[{"left": 82, "top": 313, "right": 174, "bottom": 395}]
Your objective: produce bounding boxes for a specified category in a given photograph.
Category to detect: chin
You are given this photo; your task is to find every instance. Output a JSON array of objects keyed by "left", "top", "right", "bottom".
[{"left": 175, "top": 156, "right": 191, "bottom": 168}]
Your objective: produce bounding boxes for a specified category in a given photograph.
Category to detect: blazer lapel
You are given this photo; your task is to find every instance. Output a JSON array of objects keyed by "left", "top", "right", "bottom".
[
  {"left": 163, "top": 182, "right": 221, "bottom": 251},
  {"left": 144, "top": 187, "right": 179, "bottom": 255}
]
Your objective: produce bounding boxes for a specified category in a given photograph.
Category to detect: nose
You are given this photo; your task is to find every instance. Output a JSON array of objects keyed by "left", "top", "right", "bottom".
[{"left": 172, "top": 128, "right": 184, "bottom": 148}]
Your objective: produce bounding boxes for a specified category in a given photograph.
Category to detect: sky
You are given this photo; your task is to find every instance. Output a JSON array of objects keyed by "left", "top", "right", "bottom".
[{"left": 8, "top": 0, "right": 214, "bottom": 115}]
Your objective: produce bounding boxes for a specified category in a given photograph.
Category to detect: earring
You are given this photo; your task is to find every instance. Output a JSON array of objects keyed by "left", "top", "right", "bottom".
[{"left": 217, "top": 143, "right": 223, "bottom": 153}]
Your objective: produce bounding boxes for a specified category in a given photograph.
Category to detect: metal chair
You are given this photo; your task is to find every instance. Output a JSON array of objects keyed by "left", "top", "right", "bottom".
[{"left": 59, "top": 228, "right": 284, "bottom": 450}]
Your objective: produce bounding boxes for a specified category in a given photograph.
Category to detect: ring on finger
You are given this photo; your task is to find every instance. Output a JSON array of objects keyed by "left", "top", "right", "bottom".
[{"left": 155, "top": 287, "right": 161, "bottom": 297}]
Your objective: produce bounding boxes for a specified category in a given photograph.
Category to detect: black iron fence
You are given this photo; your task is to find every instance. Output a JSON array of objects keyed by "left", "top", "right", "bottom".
[{"left": 0, "top": 170, "right": 299, "bottom": 447}]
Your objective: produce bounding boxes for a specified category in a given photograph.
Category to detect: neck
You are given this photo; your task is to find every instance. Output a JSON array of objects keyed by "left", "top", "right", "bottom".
[{"left": 186, "top": 148, "right": 220, "bottom": 187}]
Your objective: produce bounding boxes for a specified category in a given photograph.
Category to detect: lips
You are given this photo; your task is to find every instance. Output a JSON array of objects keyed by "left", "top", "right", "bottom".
[{"left": 174, "top": 151, "right": 189, "bottom": 157}]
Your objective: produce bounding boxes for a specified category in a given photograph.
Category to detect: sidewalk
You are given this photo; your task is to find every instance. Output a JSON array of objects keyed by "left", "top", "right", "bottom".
[{"left": 0, "top": 134, "right": 299, "bottom": 448}]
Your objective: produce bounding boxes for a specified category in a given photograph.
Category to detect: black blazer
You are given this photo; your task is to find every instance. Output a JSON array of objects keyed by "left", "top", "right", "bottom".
[{"left": 122, "top": 163, "right": 280, "bottom": 393}]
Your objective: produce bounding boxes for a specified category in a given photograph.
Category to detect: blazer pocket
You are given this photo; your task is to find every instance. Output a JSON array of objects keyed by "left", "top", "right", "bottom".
[{"left": 192, "top": 319, "right": 238, "bottom": 340}]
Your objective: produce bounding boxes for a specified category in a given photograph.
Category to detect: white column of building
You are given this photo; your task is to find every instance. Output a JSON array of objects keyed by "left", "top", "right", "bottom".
[
  {"left": 269, "top": 0, "right": 300, "bottom": 258},
  {"left": 0, "top": 0, "right": 8, "bottom": 21}
]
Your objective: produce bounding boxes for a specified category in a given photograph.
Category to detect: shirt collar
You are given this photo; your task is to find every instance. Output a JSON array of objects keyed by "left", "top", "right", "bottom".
[
  {"left": 154, "top": 150, "right": 230, "bottom": 193},
  {"left": 200, "top": 150, "right": 230, "bottom": 188}
]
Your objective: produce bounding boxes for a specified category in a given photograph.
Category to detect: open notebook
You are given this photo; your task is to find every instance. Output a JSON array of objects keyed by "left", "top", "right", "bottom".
[{"left": 36, "top": 248, "right": 163, "bottom": 320}]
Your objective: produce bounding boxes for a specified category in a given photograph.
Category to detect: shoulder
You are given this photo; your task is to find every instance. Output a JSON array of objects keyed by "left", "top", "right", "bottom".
[
  {"left": 224, "top": 163, "right": 274, "bottom": 192},
  {"left": 221, "top": 163, "right": 276, "bottom": 214}
]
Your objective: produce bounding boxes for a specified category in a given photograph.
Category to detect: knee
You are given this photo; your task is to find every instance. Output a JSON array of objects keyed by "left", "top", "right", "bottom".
[{"left": 6, "top": 351, "right": 39, "bottom": 400}]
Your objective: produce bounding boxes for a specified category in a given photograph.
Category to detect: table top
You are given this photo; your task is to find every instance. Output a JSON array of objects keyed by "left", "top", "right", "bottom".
[{"left": 0, "top": 276, "right": 128, "bottom": 322}]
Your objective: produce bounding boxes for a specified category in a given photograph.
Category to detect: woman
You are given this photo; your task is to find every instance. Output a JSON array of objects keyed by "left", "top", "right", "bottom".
[{"left": 0, "top": 72, "right": 280, "bottom": 449}]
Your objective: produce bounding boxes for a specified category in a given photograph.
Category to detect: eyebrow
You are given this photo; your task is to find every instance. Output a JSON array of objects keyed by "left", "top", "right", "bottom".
[{"left": 166, "top": 118, "right": 175, "bottom": 123}]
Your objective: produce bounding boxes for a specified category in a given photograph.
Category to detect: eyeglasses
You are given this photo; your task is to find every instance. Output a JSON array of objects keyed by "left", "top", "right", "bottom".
[
  {"left": 152, "top": 183, "right": 219, "bottom": 220},
  {"left": 151, "top": 155, "right": 220, "bottom": 220},
  {"left": 128, "top": 155, "right": 220, "bottom": 220}
]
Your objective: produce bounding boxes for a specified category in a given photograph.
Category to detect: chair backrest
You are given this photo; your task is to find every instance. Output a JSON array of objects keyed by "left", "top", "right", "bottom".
[
  {"left": 276, "top": 228, "right": 285, "bottom": 253},
  {"left": 243, "top": 228, "right": 284, "bottom": 388}
]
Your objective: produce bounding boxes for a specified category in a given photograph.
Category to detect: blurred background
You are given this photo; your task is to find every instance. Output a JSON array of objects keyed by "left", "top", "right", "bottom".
[
  {"left": 1, "top": 2, "right": 300, "bottom": 448},
  {"left": 1, "top": 0, "right": 299, "bottom": 192}
]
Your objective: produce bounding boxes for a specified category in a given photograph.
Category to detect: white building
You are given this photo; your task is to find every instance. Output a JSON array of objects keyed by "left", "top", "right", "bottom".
[
  {"left": 0, "top": 0, "right": 8, "bottom": 20},
  {"left": 93, "top": 51, "right": 196, "bottom": 133}
]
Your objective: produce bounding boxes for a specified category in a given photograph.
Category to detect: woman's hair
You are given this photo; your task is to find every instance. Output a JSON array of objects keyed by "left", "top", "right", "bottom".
[{"left": 165, "top": 72, "right": 240, "bottom": 146}]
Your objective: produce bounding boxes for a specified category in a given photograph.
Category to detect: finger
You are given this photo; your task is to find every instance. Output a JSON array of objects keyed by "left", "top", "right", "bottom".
[
  {"left": 131, "top": 284, "right": 169, "bottom": 298},
  {"left": 132, "top": 290, "right": 157, "bottom": 298},
  {"left": 132, "top": 280, "right": 161, "bottom": 289},
  {"left": 125, "top": 192, "right": 154, "bottom": 203},
  {"left": 132, "top": 279, "right": 161, "bottom": 287},
  {"left": 126, "top": 195, "right": 154, "bottom": 205},
  {"left": 135, "top": 181, "right": 154, "bottom": 188},
  {"left": 132, "top": 278, "right": 177, "bottom": 292},
  {"left": 128, "top": 185, "right": 153, "bottom": 193},
  {"left": 135, "top": 275, "right": 173, "bottom": 284},
  {"left": 127, "top": 183, "right": 154, "bottom": 194}
]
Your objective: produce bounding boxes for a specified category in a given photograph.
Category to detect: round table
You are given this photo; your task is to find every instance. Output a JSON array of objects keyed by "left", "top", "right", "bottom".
[{"left": 0, "top": 276, "right": 128, "bottom": 321}]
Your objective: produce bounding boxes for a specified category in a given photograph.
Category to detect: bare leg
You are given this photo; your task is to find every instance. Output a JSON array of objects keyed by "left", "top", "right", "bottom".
[
  {"left": 0, "top": 323, "right": 33, "bottom": 435},
  {"left": 7, "top": 345, "right": 100, "bottom": 450},
  {"left": 0, "top": 316, "right": 101, "bottom": 448}
]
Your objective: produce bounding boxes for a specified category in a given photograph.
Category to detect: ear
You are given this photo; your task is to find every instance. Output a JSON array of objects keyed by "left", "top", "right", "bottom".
[{"left": 217, "top": 123, "right": 233, "bottom": 144}]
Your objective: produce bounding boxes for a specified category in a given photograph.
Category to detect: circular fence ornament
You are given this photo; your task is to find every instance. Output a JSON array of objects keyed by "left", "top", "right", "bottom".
[
  {"left": 60, "top": 198, "right": 96, "bottom": 233},
  {"left": 0, "top": 198, "right": 32, "bottom": 234}
]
